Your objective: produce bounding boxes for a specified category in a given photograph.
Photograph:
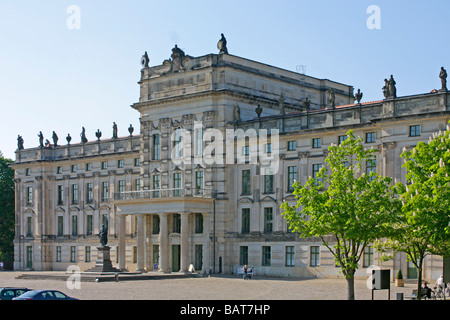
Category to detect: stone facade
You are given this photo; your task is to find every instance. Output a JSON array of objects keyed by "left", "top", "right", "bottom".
[{"left": 11, "top": 45, "right": 450, "bottom": 281}]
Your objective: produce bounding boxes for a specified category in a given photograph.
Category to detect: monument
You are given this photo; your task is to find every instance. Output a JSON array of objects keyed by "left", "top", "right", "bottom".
[{"left": 85, "top": 224, "right": 121, "bottom": 273}]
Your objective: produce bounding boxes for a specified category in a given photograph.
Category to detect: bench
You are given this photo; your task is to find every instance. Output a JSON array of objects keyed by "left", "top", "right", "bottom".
[{"left": 237, "top": 266, "right": 255, "bottom": 279}]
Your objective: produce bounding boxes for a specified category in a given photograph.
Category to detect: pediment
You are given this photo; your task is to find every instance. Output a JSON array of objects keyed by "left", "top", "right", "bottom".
[
  {"left": 237, "top": 197, "right": 253, "bottom": 204},
  {"left": 260, "top": 195, "right": 277, "bottom": 203}
]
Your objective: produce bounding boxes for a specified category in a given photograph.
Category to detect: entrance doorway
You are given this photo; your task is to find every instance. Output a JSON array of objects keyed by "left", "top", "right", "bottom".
[{"left": 172, "top": 245, "right": 180, "bottom": 272}]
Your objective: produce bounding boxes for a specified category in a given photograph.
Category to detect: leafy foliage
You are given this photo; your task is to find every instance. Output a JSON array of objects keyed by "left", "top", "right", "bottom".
[{"left": 0, "top": 153, "right": 15, "bottom": 265}]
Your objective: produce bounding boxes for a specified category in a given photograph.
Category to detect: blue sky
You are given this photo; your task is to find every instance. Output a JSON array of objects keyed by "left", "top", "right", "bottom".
[{"left": 1, "top": 0, "right": 449, "bottom": 160}]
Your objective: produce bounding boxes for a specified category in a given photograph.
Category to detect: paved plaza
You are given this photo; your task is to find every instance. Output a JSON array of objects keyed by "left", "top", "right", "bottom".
[{"left": 0, "top": 271, "right": 418, "bottom": 300}]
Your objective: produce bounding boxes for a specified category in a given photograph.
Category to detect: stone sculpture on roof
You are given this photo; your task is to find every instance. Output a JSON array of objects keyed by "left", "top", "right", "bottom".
[{"left": 217, "top": 33, "right": 228, "bottom": 54}]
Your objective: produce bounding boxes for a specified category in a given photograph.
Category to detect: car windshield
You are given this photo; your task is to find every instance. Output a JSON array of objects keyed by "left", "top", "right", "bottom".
[{"left": 16, "top": 291, "right": 36, "bottom": 298}]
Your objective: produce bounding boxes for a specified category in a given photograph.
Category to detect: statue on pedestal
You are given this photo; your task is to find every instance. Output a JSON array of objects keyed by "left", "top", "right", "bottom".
[
  {"left": 98, "top": 224, "right": 108, "bottom": 247},
  {"left": 52, "top": 131, "right": 58, "bottom": 147},
  {"left": 112, "top": 122, "right": 118, "bottom": 139},
  {"left": 81, "top": 127, "right": 88, "bottom": 144},
  {"left": 17, "top": 135, "right": 24, "bottom": 150},
  {"left": 38, "top": 131, "right": 44, "bottom": 148},
  {"left": 440, "top": 67, "right": 447, "bottom": 91}
]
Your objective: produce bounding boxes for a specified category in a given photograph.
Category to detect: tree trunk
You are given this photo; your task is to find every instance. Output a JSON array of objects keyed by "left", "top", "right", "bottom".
[
  {"left": 417, "top": 267, "right": 423, "bottom": 300},
  {"left": 346, "top": 277, "right": 355, "bottom": 300}
]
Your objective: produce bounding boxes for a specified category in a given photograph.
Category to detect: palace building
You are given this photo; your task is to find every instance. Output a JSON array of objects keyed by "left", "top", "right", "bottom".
[{"left": 11, "top": 36, "right": 450, "bottom": 281}]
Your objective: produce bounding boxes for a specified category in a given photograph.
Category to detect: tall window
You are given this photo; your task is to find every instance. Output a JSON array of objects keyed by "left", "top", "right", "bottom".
[
  {"left": 173, "top": 128, "right": 182, "bottom": 158},
  {"left": 286, "top": 246, "right": 295, "bottom": 267},
  {"left": 152, "top": 175, "right": 160, "bottom": 197},
  {"left": 70, "top": 246, "right": 76, "bottom": 262},
  {"left": 153, "top": 134, "right": 160, "bottom": 160},
  {"left": 241, "top": 208, "right": 250, "bottom": 234},
  {"left": 313, "top": 164, "right": 323, "bottom": 185},
  {"left": 195, "top": 213, "right": 203, "bottom": 234},
  {"left": 85, "top": 246, "right": 91, "bottom": 262},
  {"left": 195, "top": 127, "right": 203, "bottom": 156},
  {"left": 242, "top": 170, "right": 251, "bottom": 195},
  {"left": 101, "top": 161, "right": 108, "bottom": 170},
  {"left": 363, "top": 246, "right": 374, "bottom": 268},
  {"left": 409, "top": 125, "right": 421, "bottom": 137},
  {"left": 287, "top": 166, "right": 297, "bottom": 192},
  {"left": 264, "top": 168, "right": 273, "bottom": 193},
  {"left": 102, "top": 181, "right": 109, "bottom": 202},
  {"left": 56, "top": 246, "right": 61, "bottom": 262},
  {"left": 71, "top": 184, "right": 79, "bottom": 204},
  {"left": 134, "top": 179, "right": 141, "bottom": 191},
  {"left": 118, "top": 180, "right": 125, "bottom": 193},
  {"left": 117, "top": 159, "right": 124, "bottom": 168},
  {"left": 86, "top": 163, "right": 92, "bottom": 171},
  {"left": 240, "top": 246, "right": 248, "bottom": 265},
  {"left": 310, "top": 246, "right": 320, "bottom": 267},
  {"left": 57, "top": 216, "right": 63, "bottom": 236},
  {"left": 366, "top": 157, "right": 377, "bottom": 181},
  {"left": 57, "top": 185, "right": 64, "bottom": 205},
  {"left": 86, "top": 215, "right": 93, "bottom": 235},
  {"left": 264, "top": 207, "right": 273, "bottom": 233},
  {"left": 26, "top": 187, "right": 33, "bottom": 205},
  {"left": 72, "top": 215, "right": 78, "bottom": 236},
  {"left": 173, "top": 172, "right": 182, "bottom": 196},
  {"left": 26, "top": 217, "right": 32, "bottom": 237},
  {"left": 195, "top": 171, "right": 204, "bottom": 193},
  {"left": 86, "top": 183, "right": 93, "bottom": 203},
  {"left": 152, "top": 215, "right": 160, "bottom": 234},
  {"left": 173, "top": 214, "right": 181, "bottom": 233},
  {"left": 262, "top": 246, "right": 271, "bottom": 266}
]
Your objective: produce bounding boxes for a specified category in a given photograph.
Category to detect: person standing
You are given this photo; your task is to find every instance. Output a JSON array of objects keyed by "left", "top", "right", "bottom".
[{"left": 243, "top": 265, "right": 248, "bottom": 280}]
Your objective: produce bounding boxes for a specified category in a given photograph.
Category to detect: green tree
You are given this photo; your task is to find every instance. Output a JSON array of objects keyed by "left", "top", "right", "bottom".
[
  {"left": 281, "top": 130, "right": 400, "bottom": 300},
  {"left": 0, "top": 152, "right": 15, "bottom": 268},
  {"left": 375, "top": 124, "right": 450, "bottom": 299}
]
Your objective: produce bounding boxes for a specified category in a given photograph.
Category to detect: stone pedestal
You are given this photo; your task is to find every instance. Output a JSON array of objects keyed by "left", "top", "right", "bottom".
[{"left": 86, "top": 246, "right": 121, "bottom": 273}]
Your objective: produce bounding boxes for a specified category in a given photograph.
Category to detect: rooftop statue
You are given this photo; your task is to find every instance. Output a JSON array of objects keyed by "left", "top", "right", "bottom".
[
  {"left": 440, "top": 67, "right": 447, "bottom": 91},
  {"left": 354, "top": 89, "right": 363, "bottom": 104},
  {"left": 112, "top": 122, "right": 118, "bottom": 139},
  {"left": 52, "top": 131, "right": 58, "bottom": 147},
  {"left": 170, "top": 45, "right": 185, "bottom": 73},
  {"left": 141, "top": 51, "right": 149, "bottom": 68},
  {"left": 217, "top": 33, "right": 228, "bottom": 54},
  {"left": 38, "top": 131, "right": 44, "bottom": 148},
  {"left": 17, "top": 135, "right": 24, "bottom": 150},
  {"left": 81, "top": 127, "right": 88, "bottom": 144}
]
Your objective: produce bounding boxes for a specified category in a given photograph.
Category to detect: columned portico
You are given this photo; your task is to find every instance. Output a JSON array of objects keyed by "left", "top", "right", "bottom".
[
  {"left": 158, "top": 212, "right": 169, "bottom": 273},
  {"left": 136, "top": 214, "right": 146, "bottom": 272}
]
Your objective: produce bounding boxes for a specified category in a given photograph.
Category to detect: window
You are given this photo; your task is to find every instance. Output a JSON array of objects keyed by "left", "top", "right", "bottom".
[
  {"left": 86, "top": 163, "right": 92, "bottom": 171},
  {"left": 153, "top": 245, "right": 160, "bottom": 265},
  {"left": 86, "top": 215, "right": 93, "bottom": 235},
  {"left": 313, "top": 164, "right": 323, "bottom": 185},
  {"left": 57, "top": 216, "right": 63, "bottom": 236},
  {"left": 242, "top": 145, "right": 249, "bottom": 156},
  {"left": 118, "top": 180, "right": 125, "bottom": 193},
  {"left": 26, "top": 217, "right": 32, "bottom": 237},
  {"left": 26, "top": 186, "right": 33, "bottom": 205},
  {"left": 262, "top": 246, "right": 271, "bottom": 266},
  {"left": 310, "top": 246, "right": 320, "bottom": 267},
  {"left": 134, "top": 158, "right": 140, "bottom": 166},
  {"left": 195, "top": 171, "right": 204, "bottom": 192},
  {"left": 242, "top": 170, "right": 251, "bottom": 195},
  {"left": 195, "top": 127, "right": 204, "bottom": 156},
  {"left": 152, "top": 215, "right": 160, "bottom": 234},
  {"left": 240, "top": 246, "right": 248, "bottom": 266},
  {"left": 25, "top": 168, "right": 31, "bottom": 176},
  {"left": 287, "top": 166, "right": 297, "bottom": 191},
  {"left": 410, "top": 125, "right": 421, "bottom": 137},
  {"left": 153, "top": 134, "right": 160, "bottom": 160},
  {"left": 173, "top": 172, "right": 181, "bottom": 196},
  {"left": 173, "top": 128, "right": 182, "bottom": 158},
  {"left": 102, "top": 181, "right": 109, "bottom": 202},
  {"left": 312, "top": 138, "right": 321, "bottom": 149},
  {"left": 72, "top": 215, "right": 78, "bottom": 236},
  {"left": 338, "top": 135, "right": 347, "bottom": 145},
  {"left": 135, "top": 179, "right": 141, "bottom": 191},
  {"left": 86, "top": 183, "right": 93, "bottom": 203},
  {"left": 57, "top": 166, "right": 62, "bottom": 174},
  {"left": 363, "top": 246, "right": 374, "bottom": 268},
  {"left": 118, "top": 159, "right": 124, "bottom": 168},
  {"left": 173, "top": 214, "right": 181, "bottom": 233},
  {"left": 366, "top": 132, "right": 375, "bottom": 143},
  {"left": 286, "top": 246, "right": 295, "bottom": 267},
  {"left": 264, "top": 168, "right": 273, "bottom": 193},
  {"left": 71, "top": 184, "right": 78, "bottom": 204},
  {"left": 241, "top": 208, "right": 250, "bottom": 234},
  {"left": 70, "top": 246, "right": 76, "bottom": 262},
  {"left": 152, "top": 175, "right": 160, "bottom": 197},
  {"left": 101, "top": 161, "right": 108, "bottom": 170},
  {"left": 132, "top": 246, "right": 137, "bottom": 263},
  {"left": 195, "top": 213, "right": 203, "bottom": 233},
  {"left": 195, "top": 245, "right": 203, "bottom": 271},
  {"left": 265, "top": 143, "right": 272, "bottom": 154},
  {"left": 366, "top": 157, "right": 377, "bottom": 181},
  {"left": 71, "top": 164, "right": 77, "bottom": 173},
  {"left": 57, "top": 185, "right": 64, "bottom": 205},
  {"left": 56, "top": 246, "right": 61, "bottom": 262},
  {"left": 264, "top": 207, "right": 273, "bottom": 233},
  {"left": 85, "top": 246, "right": 91, "bottom": 262},
  {"left": 287, "top": 140, "right": 296, "bottom": 151}
]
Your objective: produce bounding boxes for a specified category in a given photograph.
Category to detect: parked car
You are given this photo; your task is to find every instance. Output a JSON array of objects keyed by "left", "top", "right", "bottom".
[
  {"left": 0, "top": 287, "right": 31, "bottom": 300},
  {"left": 13, "top": 290, "right": 78, "bottom": 300}
]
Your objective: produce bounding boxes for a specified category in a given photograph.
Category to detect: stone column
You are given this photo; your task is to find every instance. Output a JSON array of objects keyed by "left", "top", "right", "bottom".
[
  {"left": 180, "top": 212, "right": 189, "bottom": 273},
  {"left": 136, "top": 214, "right": 146, "bottom": 272},
  {"left": 118, "top": 215, "right": 126, "bottom": 270},
  {"left": 158, "top": 213, "right": 169, "bottom": 273}
]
